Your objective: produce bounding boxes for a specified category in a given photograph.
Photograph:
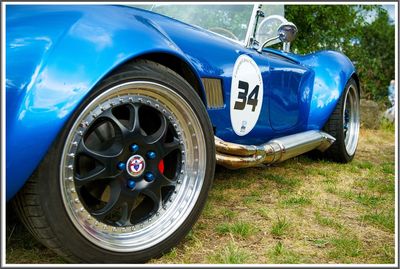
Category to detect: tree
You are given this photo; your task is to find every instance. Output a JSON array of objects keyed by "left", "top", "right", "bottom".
[{"left": 285, "top": 5, "right": 395, "bottom": 102}]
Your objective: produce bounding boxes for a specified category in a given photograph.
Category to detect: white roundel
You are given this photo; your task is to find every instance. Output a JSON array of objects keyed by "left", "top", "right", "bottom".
[
  {"left": 230, "top": 54, "right": 263, "bottom": 136},
  {"left": 126, "top": 155, "right": 146, "bottom": 177}
]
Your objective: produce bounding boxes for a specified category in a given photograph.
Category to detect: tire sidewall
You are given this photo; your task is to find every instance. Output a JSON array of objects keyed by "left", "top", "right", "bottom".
[{"left": 37, "top": 61, "right": 215, "bottom": 263}]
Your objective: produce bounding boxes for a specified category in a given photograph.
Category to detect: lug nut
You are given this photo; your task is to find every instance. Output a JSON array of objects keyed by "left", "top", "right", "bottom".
[
  {"left": 146, "top": 151, "right": 156, "bottom": 160},
  {"left": 117, "top": 162, "right": 126, "bottom": 170},
  {"left": 127, "top": 180, "right": 136, "bottom": 189},
  {"left": 130, "top": 144, "right": 139, "bottom": 153},
  {"left": 144, "top": 172, "right": 155, "bottom": 182}
]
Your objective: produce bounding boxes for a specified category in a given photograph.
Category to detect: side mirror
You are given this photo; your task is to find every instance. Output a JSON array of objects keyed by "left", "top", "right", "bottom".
[
  {"left": 257, "top": 21, "right": 298, "bottom": 53},
  {"left": 278, "top": 22, "right": 298, "bottom": 43}
]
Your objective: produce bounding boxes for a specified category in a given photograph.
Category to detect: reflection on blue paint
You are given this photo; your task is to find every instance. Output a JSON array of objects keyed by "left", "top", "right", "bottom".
[{"left": 6, "top": 5, "right": 356, "bottom": 200}]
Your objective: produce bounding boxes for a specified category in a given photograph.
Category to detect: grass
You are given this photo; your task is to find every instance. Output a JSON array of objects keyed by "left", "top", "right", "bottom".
[
  {"left": 315, "top": 212, "right": 343, "bottom": 230},
  {"left": 329, "top": 236, "right": 363, "bottom": 261},
  {"left": 208, "top": 242, "right": 251, "bottom": 264},
  {"left": 361, "top": 211, "right": 395, "bottom": 231},
  {"left": 268, "top": 242, "right": 303, "bottom": 263},
  {"left": 281, "top": 195, "right": 312, "bottom": 206},
  {"left": 270, "top": 217, "right": 290, "bottom": 237},
  {"left": 6, "top": 127, "right": 395, "bottom": 264},
  {"left": 216, "top": 221, "right": 256, "bottom": 238}
]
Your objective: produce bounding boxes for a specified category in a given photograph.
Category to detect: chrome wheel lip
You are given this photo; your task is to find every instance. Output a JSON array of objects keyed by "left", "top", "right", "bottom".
[
  {"left": 343, "top": 84, "right": 360, "bottom": 156},
  {"left": 60, "top": 81, "right": 207, "bottom": 252}
]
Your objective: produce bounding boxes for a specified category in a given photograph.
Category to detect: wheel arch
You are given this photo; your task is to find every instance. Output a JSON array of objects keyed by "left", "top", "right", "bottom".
[
  {"left": 303, "top": 50, "right": 359, "bottom": 130},
  {"left": 350, "top": 72, "right": 361, "bottom": 96},
  {"left": 133, "top": 53, "right": 206, "bottom": 103},
  {"left": 6, "top": 5, "right": 209, "bottom": 200}
]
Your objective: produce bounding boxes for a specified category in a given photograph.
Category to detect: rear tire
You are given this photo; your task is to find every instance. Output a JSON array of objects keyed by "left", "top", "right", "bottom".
[
  {"left": 317, "top": 78, "right": 360, "bottom": 163},
  {"left": 13, "top": 60, "right": 215, "bottom": 263}
]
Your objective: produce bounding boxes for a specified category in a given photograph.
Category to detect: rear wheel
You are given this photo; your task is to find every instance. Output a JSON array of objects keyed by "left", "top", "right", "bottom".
[
  {"left": 13, "top": 60, "right": 215, "bottom": 263},
  {"left": 319, "top": 78, "right": 360, "bottom": 162}
]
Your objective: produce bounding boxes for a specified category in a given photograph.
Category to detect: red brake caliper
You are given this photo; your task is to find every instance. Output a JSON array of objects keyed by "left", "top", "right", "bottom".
[{"left": 158, "top": 159, "right": 164, "bottom": 174}]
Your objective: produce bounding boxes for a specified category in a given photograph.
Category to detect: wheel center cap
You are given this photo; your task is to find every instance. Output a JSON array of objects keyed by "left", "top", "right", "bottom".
[{"left": 126, "top": 155, "right": 146, "bottom": 177}]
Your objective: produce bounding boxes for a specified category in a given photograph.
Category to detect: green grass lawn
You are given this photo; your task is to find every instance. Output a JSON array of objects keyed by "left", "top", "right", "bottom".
[{"left": 6, "top": 127, "right": 396, "bottom": 264}]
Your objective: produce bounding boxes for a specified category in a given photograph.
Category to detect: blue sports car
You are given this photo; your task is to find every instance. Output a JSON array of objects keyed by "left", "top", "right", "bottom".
[{"left": 6, "top": 4, "right": 360, "bottom": 263}]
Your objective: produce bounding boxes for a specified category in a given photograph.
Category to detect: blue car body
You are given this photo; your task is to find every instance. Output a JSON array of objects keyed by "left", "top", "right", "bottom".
[{"left": 6, "top": 5, "right": 358, "bottom": 200}]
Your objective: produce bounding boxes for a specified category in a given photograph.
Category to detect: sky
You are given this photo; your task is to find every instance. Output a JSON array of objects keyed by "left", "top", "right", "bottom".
[{"left": 382, "top": 4, "right": 395, "bottom": 22}]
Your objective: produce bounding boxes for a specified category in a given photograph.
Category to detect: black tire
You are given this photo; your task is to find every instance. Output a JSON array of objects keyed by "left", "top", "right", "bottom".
[
  {"left": 13, "top": 60, "right": 215, "bottom": 263},
  {"left": 317, "top": 78, "right": 360, "bottom": 163}
]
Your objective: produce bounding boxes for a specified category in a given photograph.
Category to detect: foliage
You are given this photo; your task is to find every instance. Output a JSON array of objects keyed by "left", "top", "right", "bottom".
[{"left": 285, "top": 5, "right": 395, "bottom": 102}]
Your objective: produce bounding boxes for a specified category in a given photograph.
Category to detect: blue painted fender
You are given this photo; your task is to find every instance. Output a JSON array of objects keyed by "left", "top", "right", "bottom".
[
  {"left": 264, "top": 48, "right": 358, "bottom": 130},
  {"left": 6, "top": 5, "right": 205, "bottom": 200}
]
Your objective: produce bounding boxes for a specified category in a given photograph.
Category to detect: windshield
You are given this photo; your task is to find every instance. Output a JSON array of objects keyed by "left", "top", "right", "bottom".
[
  {"left": 132, "top": 4, "right": 285, "bottom": 46},
  {"left": 134, "top": 4, "right": 254, "bottom": 43}
]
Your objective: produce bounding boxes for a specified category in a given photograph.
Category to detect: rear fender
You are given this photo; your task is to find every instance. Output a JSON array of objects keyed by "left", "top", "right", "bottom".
[
  {"left": 299, "top": 50, "right": 357, "bottom": 129},
  {"left": 264, "top": 49, "right": 357, "bottom": 129}
]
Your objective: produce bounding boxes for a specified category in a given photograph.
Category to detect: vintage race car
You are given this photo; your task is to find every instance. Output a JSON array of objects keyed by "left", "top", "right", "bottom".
[{"left": 5, "top": 4, "right": 360, "bottom": 263}]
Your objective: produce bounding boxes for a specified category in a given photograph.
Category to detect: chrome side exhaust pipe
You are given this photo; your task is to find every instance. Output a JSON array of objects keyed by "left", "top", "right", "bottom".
[{"left": 215, "top": 130, "right": 335, "bottom": 169}]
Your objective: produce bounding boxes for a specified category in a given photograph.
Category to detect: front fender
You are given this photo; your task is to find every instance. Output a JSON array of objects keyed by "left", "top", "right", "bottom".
[{"left": 6, "top": 5, "right": 202, "bottom": 200}]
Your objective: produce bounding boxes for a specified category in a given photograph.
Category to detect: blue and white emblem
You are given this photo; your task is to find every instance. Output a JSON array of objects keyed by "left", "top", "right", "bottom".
[{"left": 126, "top": 155, "right": 146, "bottom": 177}]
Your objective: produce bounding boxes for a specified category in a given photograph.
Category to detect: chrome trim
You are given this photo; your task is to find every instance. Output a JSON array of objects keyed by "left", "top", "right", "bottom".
[
  {"left": 215, "top": 130, "right": 335, "bottom": 169},
  {"left": 257, "top": 36, "right": 280, "bottom": 53},
  {"left": 282, "top": 42, "right": 291, "bottom": 52},
  {"left": 245, "top": 3, "right": 263, "bottom": 47},
  {"left": 343, "top": 85, "right": 360, "bottom": 155}
]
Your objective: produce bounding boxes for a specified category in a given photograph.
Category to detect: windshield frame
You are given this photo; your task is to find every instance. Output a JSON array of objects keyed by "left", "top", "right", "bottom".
[{"left": 244, "top": 3, "right": 262, "bottom": 47}]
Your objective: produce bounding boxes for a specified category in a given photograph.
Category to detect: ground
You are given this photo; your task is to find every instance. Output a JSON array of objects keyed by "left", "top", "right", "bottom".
[{"left": 5, "top": 126, "right": 396, "bottom": 264}]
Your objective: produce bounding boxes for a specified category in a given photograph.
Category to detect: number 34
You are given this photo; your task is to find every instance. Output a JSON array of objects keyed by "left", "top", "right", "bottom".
[{"left": 233, "top": 80, "right": 259, "bottom": 112}]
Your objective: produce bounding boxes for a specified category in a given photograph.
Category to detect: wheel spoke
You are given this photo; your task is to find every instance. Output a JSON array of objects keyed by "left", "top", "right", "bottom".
[
  {"left": 91, "top": 180, "right": 122, "bottom": 220},
  {"left": 161, "top": 137, "right": 181, "bottom": 158},
  {"left": 116, "top": 197, "right": 138, "bottom": 226},
  {"left": 141, "top": 188, "right": 162, "bottom": 213},
  {"left": 77, "top": 140, "right": 111, "bottom": 164},
  {"left": 75, "top": 167, "right": 108, "bottom": 186},
  {"left": 129, "top": 104, "right": 144, "bottom": 134},
  {"left": 158, "top": 173, "right": 175, "bottom": 187},
  {"left": 145, "top": 114, "right": 168, "bottom": 144},
  {"left": 101, "top": 110, "right": 131, "bottom": 140}
]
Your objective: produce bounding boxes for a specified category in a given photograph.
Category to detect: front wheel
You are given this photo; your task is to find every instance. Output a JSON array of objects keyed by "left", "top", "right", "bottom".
[
  {"left": 13, "top": 60, "right": 215, "bottom": 263},
  {"left": 320, "top": 78, "right": 360, "bottom": 163}
]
